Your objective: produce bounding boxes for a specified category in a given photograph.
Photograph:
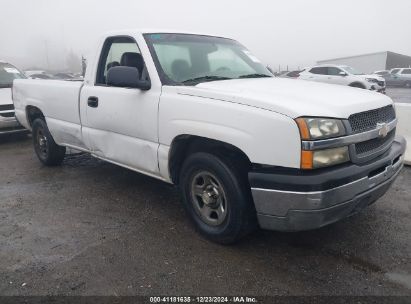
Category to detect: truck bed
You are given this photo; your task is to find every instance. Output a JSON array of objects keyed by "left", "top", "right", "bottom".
[{"left": 13, "top": 79, "right": 85, "bottom": 147}]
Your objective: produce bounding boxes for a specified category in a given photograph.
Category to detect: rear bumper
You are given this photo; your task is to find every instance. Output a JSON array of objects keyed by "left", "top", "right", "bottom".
[
  {"left": 249, "top": 137, "right": 406, "bottom": 232},
  {"left": 0, "top": 115, "right": 26, "bottom": 135}
]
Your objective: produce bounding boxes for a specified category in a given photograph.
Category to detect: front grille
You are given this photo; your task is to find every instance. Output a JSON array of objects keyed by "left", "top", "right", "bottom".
[
  {"left": 377, "top": 80, "right": 385, "bottom": 87},
  {"left": 349, "top": 105, "right": 395, "bottom": 134},
  {"left": 355, "top": 129, "right": 395, "bottom": 156},
  {"left": 0, "top": 104, "right": 14, "bottom": 111}
]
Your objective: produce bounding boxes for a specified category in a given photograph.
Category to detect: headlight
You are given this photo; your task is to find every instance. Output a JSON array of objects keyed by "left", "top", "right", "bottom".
[
  {"left": 296, "top": 117, "right": 350, "bottom": 169},
  {"left": 296, "top": 117, "right": 346, "bottom": 140},
  {"left": 301, "top": 147, "right": 350, "bottom": 169},
  {"left": 366, "top": 78, "right": 378, "bottom": 83}
]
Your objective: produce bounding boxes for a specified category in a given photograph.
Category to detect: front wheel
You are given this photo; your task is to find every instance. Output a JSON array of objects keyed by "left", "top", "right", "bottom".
[
  {"left": 179, "top": 152, "right": 256, "bottom": 244},
  {"left": 404, "top": 81, "right": 411, "bottom": 88},
  {"left": 32, "top": 118, "right": 66, "bottom": 166}
]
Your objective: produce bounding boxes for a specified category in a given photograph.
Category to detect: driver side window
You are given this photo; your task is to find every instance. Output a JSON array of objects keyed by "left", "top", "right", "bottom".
[
  {"left": 310, "top": 67, "right": 328, "bottom": 75},
  {"left": 96, "top": 37, "right": 146, "bottom": 86},
  {"left": 327, "top": 67, "right": 342, "bottom": 76}
]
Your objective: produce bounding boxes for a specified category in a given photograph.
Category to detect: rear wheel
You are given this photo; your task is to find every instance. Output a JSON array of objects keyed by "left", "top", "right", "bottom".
[
  {"left": 179, "top": 152, "right": 256, "bottom": 244},
  {"left": 404, "top": 81, "right": 411, "bottom": 88},
  {"left": 32, "top": 118, "right": 66, "bottom": 166}
]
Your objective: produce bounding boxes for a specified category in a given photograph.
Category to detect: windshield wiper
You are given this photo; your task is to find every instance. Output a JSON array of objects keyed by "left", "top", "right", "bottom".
[
  {"left": 239, "top": 73, "right": 272, "bottom": 79},
  {"left": 182, "top": 76, "right": 232, "bottom": 84}
]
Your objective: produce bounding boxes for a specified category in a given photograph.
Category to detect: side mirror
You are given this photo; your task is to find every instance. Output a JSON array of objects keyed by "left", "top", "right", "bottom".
[
  {"left": 107, "top": 66, "right": 151, "bottom": 91},
  {"left": 339, "top": 71, "right": 348, "bottom": 77}
]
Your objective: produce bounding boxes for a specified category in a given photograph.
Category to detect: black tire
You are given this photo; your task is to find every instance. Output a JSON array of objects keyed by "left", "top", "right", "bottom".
[
  {"left": 404, "top": 81, "right": 411, "bottom": 88},
  {"left": 349, "top": 83, "right": 366, "bottom": 89},
  {"left": 32, "top": 118, "right": 66, "bottom": 166},
  {"left": 179, "top": 152, "right": 256, "bottom": 244}
]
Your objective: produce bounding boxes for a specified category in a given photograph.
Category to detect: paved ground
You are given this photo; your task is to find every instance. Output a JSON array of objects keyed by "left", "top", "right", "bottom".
[
  {"left": 0, "top": 135, "right": 410, "bottom": 297},
  {"left": 387, "top": 87, "right": 411, "bottom": 104}
]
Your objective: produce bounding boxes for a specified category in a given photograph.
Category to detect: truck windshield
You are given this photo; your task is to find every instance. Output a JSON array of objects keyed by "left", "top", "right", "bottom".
[
  {"left": 144, "top": 33, "right": 272, "bottom": 85},
  {"left": 0, "top": 63, "right": 26, "bottom": 88}
]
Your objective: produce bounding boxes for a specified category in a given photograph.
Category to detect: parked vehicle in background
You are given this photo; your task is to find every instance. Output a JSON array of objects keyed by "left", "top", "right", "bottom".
[
  {"left": 374, "top": 70, "right": 391, "bottom": 77},
  {"left": 29, "top": 74, "right": 53, "bottom": 80},
  {"left": 25, "top": 70, "right": 55, "bottom": 80},
  {"left": 73, "top": 73, "right": 84, "bottom": 79},
  {"left": 274, "top": 71, "right": 289, "bottom": 77},
  {"left": 0, "top": 61, "right": 27, "bottom": 134},
  {"left": 279, "top": 70, "right": 304, "bottom": 79},
  {"left": 299, "top": 65, "right": 386, "bottom": 93},
  {"left": 53, "top": 73, "right": 75, "bottom": 80},
  {"left": 12, "top": 30, "right": 406, "bottom": 243},
  {"left": 25, "top": 70, "right": 48, "bottom": 77},
  {"left": 385, "top": 68, "right": 411, "bottom": 88}
]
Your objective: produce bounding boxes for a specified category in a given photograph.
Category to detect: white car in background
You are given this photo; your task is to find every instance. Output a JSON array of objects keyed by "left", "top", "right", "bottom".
[
  {"left": 299, "top": 65, "right": 386, "bottom": 93},
  {"left": 390, "top": 68, "right": 411, "bottom": 75},
  {"left": 374, "top": 70, "right": 391, "bottom": 77},
  {"left": 0, "top": 61, "right": 27, "bottom": 135}
]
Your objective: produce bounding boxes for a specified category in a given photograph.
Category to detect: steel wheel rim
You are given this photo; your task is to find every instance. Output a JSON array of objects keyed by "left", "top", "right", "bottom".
[
  {"left": 190, "top": 171, "right": 228, "bottom": 226},
  {"left": 35, "top": 128, "right": 48, "bottom": 159}
]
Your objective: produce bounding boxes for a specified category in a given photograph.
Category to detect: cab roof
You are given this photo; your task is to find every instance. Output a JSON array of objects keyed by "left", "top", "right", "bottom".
[{"left": 103, "top": 28, "right": 231, "bottom": 40}]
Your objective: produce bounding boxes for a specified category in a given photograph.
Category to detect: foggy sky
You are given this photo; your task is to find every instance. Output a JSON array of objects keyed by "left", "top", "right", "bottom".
[{"left": 1, "top": 0, "right": 410, "bottom": 72}]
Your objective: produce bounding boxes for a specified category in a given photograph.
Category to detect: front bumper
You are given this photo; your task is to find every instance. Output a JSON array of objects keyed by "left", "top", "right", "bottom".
[
  {"left": 0, "top": 115, "right": 26, "bottom": 135},
  {"left": 249, "top": 137, "right": 406, "bottom": 232},
  {"left": 365, "top": 80, "right": 386, "bottom": 93},
  {"left": 369, "top": 84, "right": 386, "bottom": 93},
  {"left": 376, "top": 87, "right": 386, "bottom": 94}
]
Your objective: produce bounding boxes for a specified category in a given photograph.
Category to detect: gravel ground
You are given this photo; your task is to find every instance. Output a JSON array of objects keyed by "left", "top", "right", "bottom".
[{"left": 0, "top": 135, "right": 410, "bottom": 298}]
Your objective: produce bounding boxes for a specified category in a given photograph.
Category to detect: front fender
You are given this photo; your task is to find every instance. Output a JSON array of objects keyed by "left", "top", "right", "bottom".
[{"left": 159, "top": 88, "right": 301, "bottom": 170}]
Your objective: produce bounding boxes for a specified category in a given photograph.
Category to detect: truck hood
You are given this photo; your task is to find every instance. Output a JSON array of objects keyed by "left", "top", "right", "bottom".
[
  {"left": 0, "top": 88, "right": 12, "bottom": 106},
  {"left": 176, "top": 78, "right": 392, "bottom": 119}
]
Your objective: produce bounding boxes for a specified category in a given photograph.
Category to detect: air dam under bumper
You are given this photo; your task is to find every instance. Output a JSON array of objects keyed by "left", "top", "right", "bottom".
[{"left": 249, "top": 137, "right": 406, "bottom": 232}]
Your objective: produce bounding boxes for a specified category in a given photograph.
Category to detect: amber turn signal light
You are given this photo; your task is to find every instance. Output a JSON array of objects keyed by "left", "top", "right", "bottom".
[
  {"left": 295, "top": 118, "right": 310, "bottom": 140},
  {"left": 301, "top": 150, "right": 313, "bottom": 170}
]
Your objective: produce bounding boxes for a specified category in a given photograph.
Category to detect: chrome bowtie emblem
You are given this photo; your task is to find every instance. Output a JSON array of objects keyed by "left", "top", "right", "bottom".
[{"left": 377, "top": 122, "right": 389, "bottom": 138}]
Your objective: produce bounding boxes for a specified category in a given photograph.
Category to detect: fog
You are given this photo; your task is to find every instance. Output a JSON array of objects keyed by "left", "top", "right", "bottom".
[{"left": 1, "top": 0, "right": 410, "bottom": 72}]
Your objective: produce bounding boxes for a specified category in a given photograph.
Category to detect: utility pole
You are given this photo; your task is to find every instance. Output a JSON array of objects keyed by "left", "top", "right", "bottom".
[
  {"left": 82, "top": 56, "right": 87, "bottom": 77},
  {"left": 44, "top": 40, "right": 50, "bottom": 70}
]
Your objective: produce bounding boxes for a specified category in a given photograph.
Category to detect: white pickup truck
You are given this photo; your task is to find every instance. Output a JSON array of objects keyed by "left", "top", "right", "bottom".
[{"left": 13, "top": 30, "right": 406, "bottom": 243}]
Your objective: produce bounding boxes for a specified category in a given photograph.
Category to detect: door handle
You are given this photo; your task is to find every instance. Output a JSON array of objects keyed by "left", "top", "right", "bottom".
[{"left": 87, "top": 96, "right": 99, "bottom": 108}]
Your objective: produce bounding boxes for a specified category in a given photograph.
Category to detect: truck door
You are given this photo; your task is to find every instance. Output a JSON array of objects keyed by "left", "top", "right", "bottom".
[{"left": 80, "top": 36, "right": 161, "bottom": 176}]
